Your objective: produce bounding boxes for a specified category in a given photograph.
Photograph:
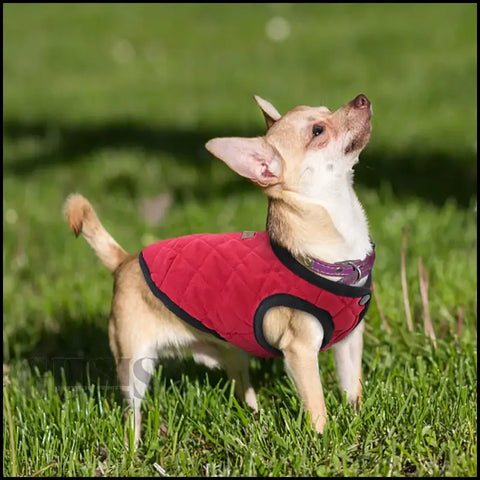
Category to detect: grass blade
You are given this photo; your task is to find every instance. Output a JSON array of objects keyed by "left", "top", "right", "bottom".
[
  {"left": 401, "top": 229, "right": 413, "bottom": 332},
  {"left": 418, "top": 257, "right": 437, "bottom": 349},
  {"left": 372, "top": 282, "right": 391, "bottom": 335},
  {"left": 3, "top": 387, "right": 18, "bottom": 477}
]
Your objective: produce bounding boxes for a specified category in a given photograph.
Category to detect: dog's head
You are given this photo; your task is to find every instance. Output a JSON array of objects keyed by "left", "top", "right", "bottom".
[{"left": 206, "top": 94, "right": 372, "bottom": 202}]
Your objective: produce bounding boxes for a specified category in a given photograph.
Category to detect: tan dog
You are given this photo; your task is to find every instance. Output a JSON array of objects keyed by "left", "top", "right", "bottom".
[{"left": 64, "top": 94, "right": 373, "bottom": 447}]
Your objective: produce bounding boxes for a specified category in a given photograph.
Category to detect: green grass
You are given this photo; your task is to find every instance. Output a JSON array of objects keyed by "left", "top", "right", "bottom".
[{"left": 3, "top": 3, "right": 477, "bottom": 477}]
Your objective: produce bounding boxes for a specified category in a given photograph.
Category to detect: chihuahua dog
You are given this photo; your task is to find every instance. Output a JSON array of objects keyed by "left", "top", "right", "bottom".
[{"left": 64, "top": 93, "right": 374, "bottom": 447}]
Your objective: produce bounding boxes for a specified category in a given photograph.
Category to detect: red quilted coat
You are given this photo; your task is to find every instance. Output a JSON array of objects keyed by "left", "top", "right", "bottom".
[{"left": 139, "top": 231, "right": 372, "bottom": 358}]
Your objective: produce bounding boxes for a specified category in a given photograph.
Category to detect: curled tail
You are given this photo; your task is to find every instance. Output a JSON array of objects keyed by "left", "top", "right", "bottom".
[{"left": 63, "top": 193, "right": 129, "bottom": 273}]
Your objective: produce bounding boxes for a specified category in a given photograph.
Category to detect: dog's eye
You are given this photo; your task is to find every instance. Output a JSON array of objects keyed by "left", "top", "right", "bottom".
[{"left": 312, "top": 125, "right": 324, "bottom": 136}]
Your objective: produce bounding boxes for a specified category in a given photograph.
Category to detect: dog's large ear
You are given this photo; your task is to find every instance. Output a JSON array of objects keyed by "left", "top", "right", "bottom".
[
  {"left": 254, "top": 95, "right": 281, "bottom": 129},
  {"left": 206, "top": 137, "right": 283, "bottom": 187}
]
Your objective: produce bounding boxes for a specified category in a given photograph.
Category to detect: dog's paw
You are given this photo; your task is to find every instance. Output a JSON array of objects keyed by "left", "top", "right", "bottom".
[
  {"left": 245, "top": 387, "right": 259, "bottom": 413},
  {"left": 352, "top": 395, "right": 362, "bottom": 413},
  {"left": 310, "top": 413, "right": 327, "bottom": 434}
]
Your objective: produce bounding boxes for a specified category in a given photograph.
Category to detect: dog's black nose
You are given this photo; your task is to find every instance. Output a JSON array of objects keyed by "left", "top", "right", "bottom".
[{"left": 353, "top": 94, "right": 370, "bottom": 109}]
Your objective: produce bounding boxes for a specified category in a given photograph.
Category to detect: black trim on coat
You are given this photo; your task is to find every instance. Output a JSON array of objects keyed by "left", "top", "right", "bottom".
[{"left": 253, "top": 294, "right": 336, "bottom": 357}]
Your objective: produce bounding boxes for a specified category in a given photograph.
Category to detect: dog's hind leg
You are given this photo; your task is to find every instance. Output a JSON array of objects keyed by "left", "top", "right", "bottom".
[{"left": 115, "top": 343, "right": 158, "bottom": 449}]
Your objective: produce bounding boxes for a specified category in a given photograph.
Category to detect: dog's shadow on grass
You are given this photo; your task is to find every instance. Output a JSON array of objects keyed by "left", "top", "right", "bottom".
[
  {"left": 22, "top": 311, "right": 117, "bottom": 393},
  {"left": 3, "top": 119, "right": 477, "bottom": 207}
]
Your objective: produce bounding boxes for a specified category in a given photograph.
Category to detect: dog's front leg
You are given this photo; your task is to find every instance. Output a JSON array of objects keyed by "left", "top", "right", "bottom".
[
  {"left": 191, "top": 342, "right": 258, "bottom": 411},
  {"left": 281, "top": 313, "right": 327, "bottom": 433},
  {"left": 333, "top": 320, "right": 364, "bottom": 411}
]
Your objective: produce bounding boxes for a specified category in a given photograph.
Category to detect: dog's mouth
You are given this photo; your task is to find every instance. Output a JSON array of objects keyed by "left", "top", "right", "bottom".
[
  {"left": 343, "top": 95, "right": 372, "bottom": 155},
  {"left": 344, "top": 123, "right": 371, "bottom": 155}
]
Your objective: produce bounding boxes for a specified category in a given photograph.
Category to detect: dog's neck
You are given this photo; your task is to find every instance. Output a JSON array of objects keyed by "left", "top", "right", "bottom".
[{"left": 267, "top": 172, "right": 371, "bottom": 265}]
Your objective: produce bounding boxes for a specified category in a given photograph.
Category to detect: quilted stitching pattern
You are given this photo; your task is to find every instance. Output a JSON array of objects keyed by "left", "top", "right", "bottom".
[{"left": 141, "top": 232, "right": 367, "bottom": 357}]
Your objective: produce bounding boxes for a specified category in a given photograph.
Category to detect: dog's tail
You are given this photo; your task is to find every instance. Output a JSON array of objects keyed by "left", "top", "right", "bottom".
[{"left": 63, "top": 193, "right": 129, "bottom": 273}]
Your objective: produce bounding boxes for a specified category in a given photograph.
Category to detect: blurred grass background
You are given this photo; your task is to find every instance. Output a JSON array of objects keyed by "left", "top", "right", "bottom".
[
  {"left": 3, "top": 3, "right": 477, "bottom": 477},
  {"left": 3, "top": 3, "right": 476, "bottom": 204}
]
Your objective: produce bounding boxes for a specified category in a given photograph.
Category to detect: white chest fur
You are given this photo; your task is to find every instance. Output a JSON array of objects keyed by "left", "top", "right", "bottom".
[{"left": 296, "top": 151, "right": 371, "bottom": 262}]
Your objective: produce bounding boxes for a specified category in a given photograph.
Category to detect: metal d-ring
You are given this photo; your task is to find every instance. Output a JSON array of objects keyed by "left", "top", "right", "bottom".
[{"left": 348, "top": 262, "right": 362, "bottom": 281}]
